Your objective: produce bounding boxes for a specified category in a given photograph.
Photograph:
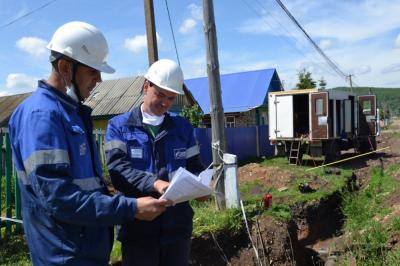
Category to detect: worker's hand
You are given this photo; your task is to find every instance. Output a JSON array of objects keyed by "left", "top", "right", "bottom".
[
  {"left": 154, "top": 180, "right": 169, "bottom": 195},
  {"left": 135, "top": 197, "right": 170, "bottom": 221}
]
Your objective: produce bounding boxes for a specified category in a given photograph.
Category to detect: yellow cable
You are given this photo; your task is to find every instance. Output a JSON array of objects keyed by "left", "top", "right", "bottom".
[{"left": 306, "top": 146, "right": 390, "bottom": 171}]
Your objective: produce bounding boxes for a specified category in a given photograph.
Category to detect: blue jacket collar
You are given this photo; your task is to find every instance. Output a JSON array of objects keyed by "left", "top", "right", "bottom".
[{"left": 38, "top": 80, "right": 92, "bottom": 115}]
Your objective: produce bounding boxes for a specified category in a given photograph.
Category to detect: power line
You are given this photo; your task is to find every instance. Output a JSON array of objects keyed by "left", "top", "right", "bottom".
[
  {"left": 0, "top": 0, "right": 59, "bottom": 29},
  {"left": 164, "top": 0, "right": 181, "bottom": 66},
  {"left": 242, "top": 0, "right": 339, "bottom": 80},
  {"left": 274, "top": 0, "right": 349, "bottom": 83}
]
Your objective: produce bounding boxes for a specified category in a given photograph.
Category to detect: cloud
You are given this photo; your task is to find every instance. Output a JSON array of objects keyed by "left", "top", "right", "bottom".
[
  {"left": 301, "top": 1, "right": 400, "bottom": 43},
  {"left": 178, "top": 4, "right": 202, "bottom": 35},
  {"left": 124, "top": 33, "right": 162, "bottom": 54},
  {"left": 6, "top": 73, "right": 37, "bottom": 91},
  {"left": 238, "top": 0, "right": 400, "bottom": 43},
  {"left": 16, "top": 37, "right": 47, "bottom": 58},
  {"left": 319, "top": 39, "right": 333, "bottom": 50},
  {"left": 382, "top": 63, "right": 400, "bottom": 73},
  {"left": 237, "top": 19, "right": 273, "bottom": 34},
  {"left": 396, "top": 34, "right": 400, "bottom": 48},
  {"left": 188, "top": 3, "right": 202, "bottom": 20},
  {"left": 348, "top": 65, "right": 371, "bottom": 75},
  {"left": 179, "top": 18, "right": 197, "bottom": 34},
  {"left": 124, "top": 34, "right": 147, "bottom": 53}
]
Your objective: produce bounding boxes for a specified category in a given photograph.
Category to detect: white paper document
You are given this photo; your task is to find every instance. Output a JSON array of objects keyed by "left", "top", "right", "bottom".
[{"left": 160, "top": 167, "right": 214, "bottom": 205}]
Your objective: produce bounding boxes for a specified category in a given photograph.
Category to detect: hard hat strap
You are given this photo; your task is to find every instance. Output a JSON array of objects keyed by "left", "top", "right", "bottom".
[{"left": 71, "top": 62, "right": 84, "bottom": 102}]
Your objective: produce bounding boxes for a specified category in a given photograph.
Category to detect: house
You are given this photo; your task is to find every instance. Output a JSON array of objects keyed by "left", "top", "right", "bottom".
[
  {"left": 184, "top": 68, "right": 283, "bottom": 128},
  {"left": 0, "top": 92, "right": 31, "bottom": 128},
  {"left": 85, "top": 76, "right": 197, "bottom": 129}
]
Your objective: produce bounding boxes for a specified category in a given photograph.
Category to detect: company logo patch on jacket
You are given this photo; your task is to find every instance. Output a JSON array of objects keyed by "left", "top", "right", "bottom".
[
  {"left": 130, "top": 148, "right": 143, "bottom": 159},
  {"left": 79, "top": 143, "right": 87, "bottom": 156},
  {"left": 174, "top": 148, "right": 186, "bottom": 160}
]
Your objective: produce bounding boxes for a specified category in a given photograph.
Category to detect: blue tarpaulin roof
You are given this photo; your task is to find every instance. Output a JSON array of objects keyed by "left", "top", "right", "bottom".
[{"left": 184, "top": 68, "right": 282, "bottom": 114}]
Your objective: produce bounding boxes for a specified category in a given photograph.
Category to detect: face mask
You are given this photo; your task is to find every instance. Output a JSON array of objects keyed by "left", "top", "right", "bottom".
[
  {"left": 66, "top": 83, "right": 79, "bottom": 103},
  {"left": 62, "top": 64, "right": 79, "bottom": 103},
  {"left": 141, "top": 105, "right": 165, "bottom": 125}
]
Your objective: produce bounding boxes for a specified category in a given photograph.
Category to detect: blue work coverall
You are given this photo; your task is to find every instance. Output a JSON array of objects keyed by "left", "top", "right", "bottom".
[
  {"left": 8, "top": 81, "right": 138, "bottom": 266},
  {"left": 105, "top": 106, "right": 204, "bottom": 265}
]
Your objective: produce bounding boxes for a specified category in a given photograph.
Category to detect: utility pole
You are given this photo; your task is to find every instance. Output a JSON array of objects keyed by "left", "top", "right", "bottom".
[
  {"left": 203, "top": 0, "right": 226, "bottom": 209},
  {"left": 144, "top": 0, "right": 158, "bottom": 65},
  {"left": 348, "top": 74, "right": 353, "bottom": 93}
]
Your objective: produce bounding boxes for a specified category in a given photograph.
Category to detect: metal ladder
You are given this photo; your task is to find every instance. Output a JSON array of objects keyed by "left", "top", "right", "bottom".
[{"left": 289, "top": 141, "right": 301, "bottom": 165}]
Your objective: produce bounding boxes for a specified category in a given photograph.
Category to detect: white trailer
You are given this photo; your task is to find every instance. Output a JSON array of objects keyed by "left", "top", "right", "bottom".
[{"left": 268, "top": 89, "right": 378, "bottom": 164}]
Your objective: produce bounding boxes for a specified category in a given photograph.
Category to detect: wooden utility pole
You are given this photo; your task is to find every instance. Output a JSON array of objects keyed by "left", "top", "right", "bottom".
[
  {"left": 203, "top": 0, "right": 226, "bottom": 209},
  {"left": 144, "top": 0, "right": 158, "bottom": 65},
  {"left": 348, "top": 74, "right": 353, "bottom": 93}
]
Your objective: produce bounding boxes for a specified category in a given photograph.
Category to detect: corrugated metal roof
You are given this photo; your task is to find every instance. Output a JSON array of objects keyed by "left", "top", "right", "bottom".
[
  {"left": 0, "top": 75, "right": 198, "bottom": 127},
  {"left": 85, "top": 76, "right": 196, "bottom": 117},
  {"left": 184, "top": 68, "right": 282, "bottom": 114},
  {"left": 0, "top": 92, "right": 31, "bottom": 127}
]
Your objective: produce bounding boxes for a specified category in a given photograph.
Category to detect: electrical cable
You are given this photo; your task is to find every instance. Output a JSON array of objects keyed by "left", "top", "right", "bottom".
[
  {"left": 164, "top": 0, "right": 181, "bottom": 66},
  {"left": 240, "top": 0, "right": 341, "bottom": 87},
  {"left": 0, "top": 0, "right": 59, "bottom": 29},
  {"left": 250, "top": 0, "right": 339, "bottom": 79},
  {"left": 273, "top": 0, "right": 349, "bottom": 84}
]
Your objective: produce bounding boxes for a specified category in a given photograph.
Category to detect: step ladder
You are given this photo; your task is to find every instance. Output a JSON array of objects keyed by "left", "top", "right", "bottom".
[{"left": 289, "top": 141, "right": 301, "bottom": 165}]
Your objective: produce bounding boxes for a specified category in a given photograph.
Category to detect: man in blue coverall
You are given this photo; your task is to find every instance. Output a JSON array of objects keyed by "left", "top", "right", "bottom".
[
  {"left": 8, "top": 21, "right": 168, "bottom": 266},
  {"left": 105, "top": 59, "right": 205, "bottom": 266}
]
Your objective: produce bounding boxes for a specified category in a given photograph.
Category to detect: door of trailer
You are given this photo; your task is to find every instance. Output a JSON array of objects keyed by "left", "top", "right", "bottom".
[
  {"left": 358, "top": 95, "right": 377, "bottom": 135},
  {"left": 269, "top": 94, "right": 293, "bottom": 139},
  {"left": 310, "top": 92, "right": 329, "bottom": 139}
]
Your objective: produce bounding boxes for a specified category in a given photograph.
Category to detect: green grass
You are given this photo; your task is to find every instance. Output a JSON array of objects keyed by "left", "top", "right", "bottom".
[
  {"left": 339, "top": 165, "right": 400, "bottom": 265},
  {"left": 1, "top": 175, "right": 17, "bottom": 214},
  {"left": 0, "top": 233, "right": 30, "bottom": 266},
  {"left": 110, "top": 239, "right": 122, "bottom": 264},
  {"left": 392, "top": 217, "right": 400, "bottom": 232},
  {"left": 192, "top": 199, "right": 243, "bottom": 237}
]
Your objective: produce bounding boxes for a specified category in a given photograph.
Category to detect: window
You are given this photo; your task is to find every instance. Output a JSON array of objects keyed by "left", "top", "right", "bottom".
[
  {"left": 225, "top": 116, "right": 235, "bottom": 127},
  {"left": 362, "top": 100, "right": 371, "bottom": 114},
  {"left": 315, "top": 98, "right": 324, "bottom": 115}
]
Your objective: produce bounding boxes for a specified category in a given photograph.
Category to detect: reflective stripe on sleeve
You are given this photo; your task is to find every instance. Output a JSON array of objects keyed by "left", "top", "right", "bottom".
[
  {"left": 17, "top": 170, "right": 31, "bottom": 185},
  {"left": 186, "top": 144, "right": 200, "bottom": 159},
  {"left": 72, "top": 177, "right": 103, "bottom": 191},
  {"left": 23, "top": 149, "right": 70, "bottom": 176},
  {"left": 104, "top": 140, "right": 127, "bottom": 153}
]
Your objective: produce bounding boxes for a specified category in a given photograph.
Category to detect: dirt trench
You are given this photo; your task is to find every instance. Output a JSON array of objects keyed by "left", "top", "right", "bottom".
[
  {"left": 190, "top": 191, "right": 345, "bottom": 266},
  {"left": 190, "top": 119, "right": 400, "bottom": 265}
]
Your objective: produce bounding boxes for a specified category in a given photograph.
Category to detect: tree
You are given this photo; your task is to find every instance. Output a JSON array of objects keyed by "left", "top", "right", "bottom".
[
  {"left": 180, "top": 104, "right": 204, "bottom": 128},
  {"left": 318, "top": 77, "right": 327, "bottom": 90},
  {"left": 296, "top": 69, "right": 316, "bottom": 90}
]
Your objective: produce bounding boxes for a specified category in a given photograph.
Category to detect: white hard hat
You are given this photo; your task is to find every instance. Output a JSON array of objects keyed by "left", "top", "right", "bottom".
[
  {"left": 47, "top": 21, "right": 115, "bottom": 73},
  {"left": 145, "top": 59, "right": 184, "bottom": 95}
]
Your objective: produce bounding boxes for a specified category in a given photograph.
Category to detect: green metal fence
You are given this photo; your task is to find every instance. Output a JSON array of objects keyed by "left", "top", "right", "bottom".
[
  {"left": 0, "top": 128, "right": 22, "bottom": 241},
  {"left": 0, "top": 128, "right": 107, "bottom": 240}
]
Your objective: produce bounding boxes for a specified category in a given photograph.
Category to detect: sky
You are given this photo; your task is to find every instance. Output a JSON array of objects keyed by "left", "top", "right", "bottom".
[{"left": 1, "top": 0, "right": 400, "bottom": 97}]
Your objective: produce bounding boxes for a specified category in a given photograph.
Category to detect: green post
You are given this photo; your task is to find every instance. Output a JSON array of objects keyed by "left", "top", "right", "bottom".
[
  {"left": 14, "top": 167, "right": 22, "bottom": 232},
  {"left": 96, "top": 132, "right": 102, "bottom": 161},
  {"left": 95, "top": 130, "right": 106, "bottom": 173},
  {"left": 5, "top": 132, "right": 12, "bottom": 238}
]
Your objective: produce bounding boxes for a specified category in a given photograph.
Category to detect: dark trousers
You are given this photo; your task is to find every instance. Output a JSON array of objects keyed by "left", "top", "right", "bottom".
[{"left": 121, "top": 239, "right": 191, "bottom": 266}]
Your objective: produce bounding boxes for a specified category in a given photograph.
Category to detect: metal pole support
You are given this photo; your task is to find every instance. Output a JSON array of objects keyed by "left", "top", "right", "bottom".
[{"left": 223, "top": 153, "right": 240, "bottom": 208}]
